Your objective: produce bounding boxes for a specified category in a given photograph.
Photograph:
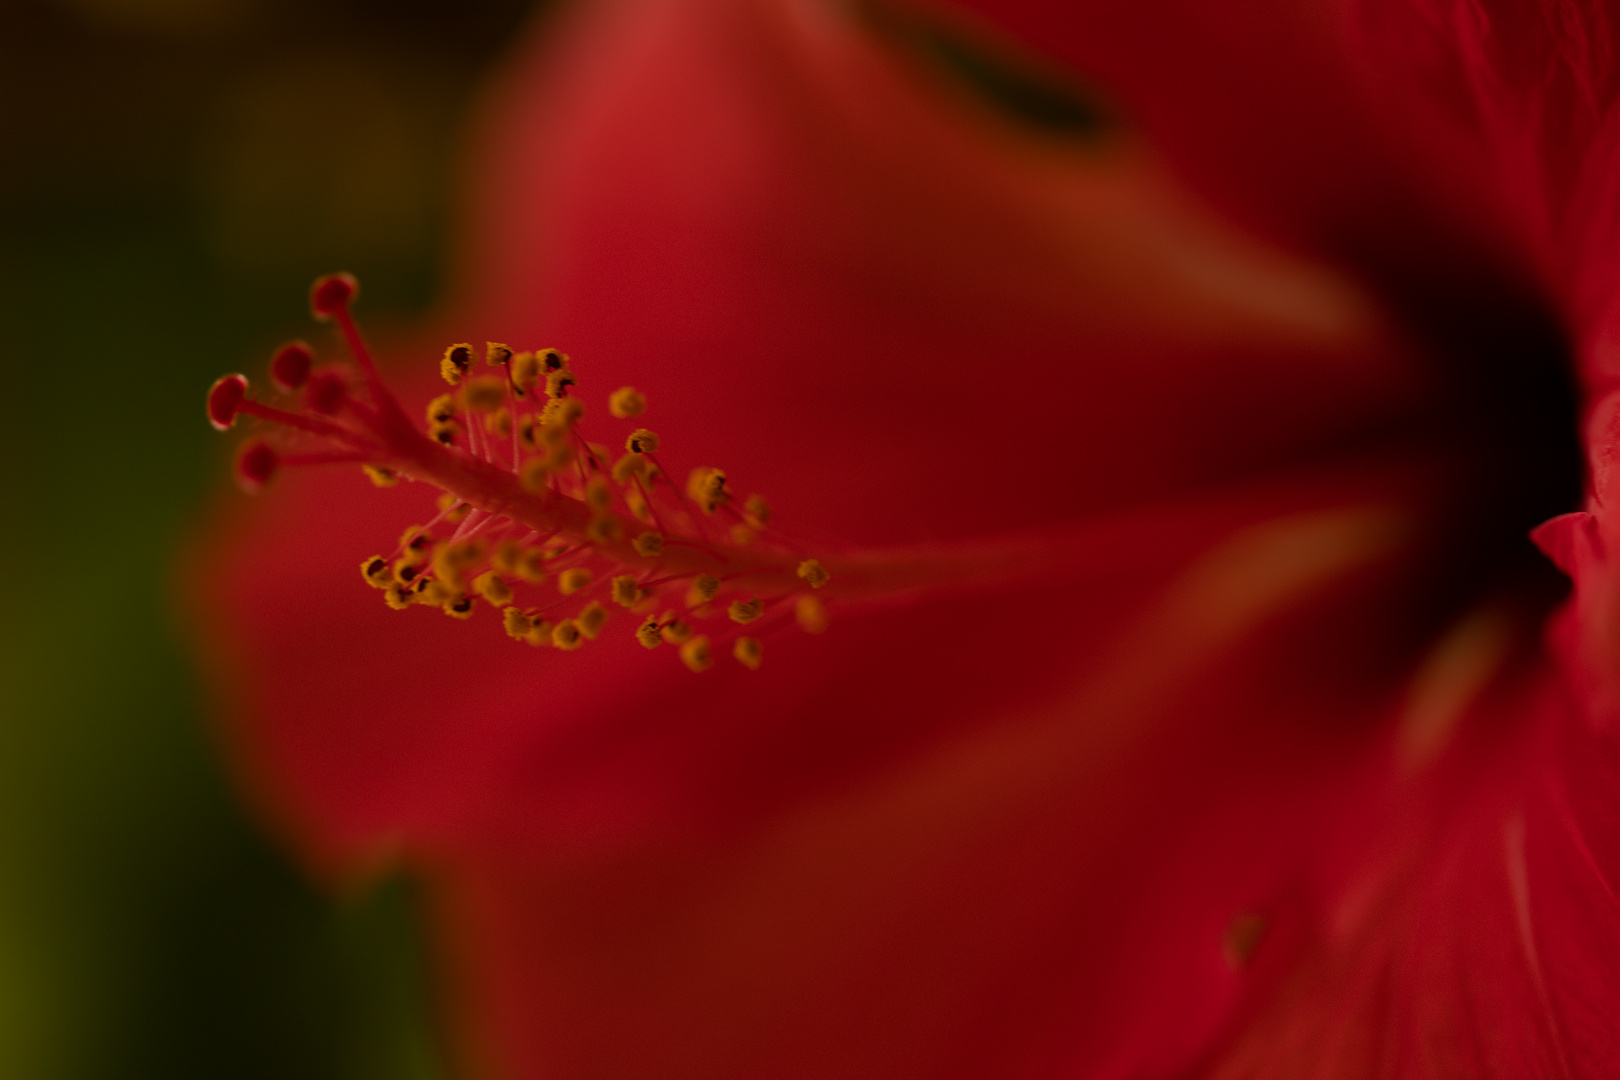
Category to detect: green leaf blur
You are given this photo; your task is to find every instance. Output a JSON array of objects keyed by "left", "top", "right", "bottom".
[{"left": 0, "top": 1, "right": 532, "bottom": 1076}]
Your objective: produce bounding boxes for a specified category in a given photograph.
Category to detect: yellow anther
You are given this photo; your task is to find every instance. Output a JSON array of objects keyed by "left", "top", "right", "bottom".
[
  {"left": 399, "top": 527, "right": 433, "bottom": 561},
  {"left": 576, "top": 601, "right": 609, "bottom": 640},
  {"left": 473, "top": 571, "right": 513, "bottom": 606},
  {"left": 517, "top": 414, "right": 541, "bottom": 451},
  {"left": 660, "top": 614, "right": 692, "bottom": 645},
  {"left": 744, "top": 494, "right": 772, "bottom": 526},
  {"left": 585, "top": 476, "right": 612, "bottom": 510},
  {"left": 608, "top": 386, "right": 646, "bottom": 419},
  {"left": 633, "top": 532, "right": 664, "bottom": 557},
  {"left": 687, "top": 467, "right": 729, "bottom": 513},
  {"left": 680, "top": 635, "right": 713, "bottom": 673},
  {"left": 391, "top": 558, "right": 423, "bottom": 586},
  {"left": 551, "top": 620, "right": 584, "bottom": 650},
  {"left": 542, "top": 396, "right": 584, "bottom": 427},
  {"left": 626, "top": 428, "right": 659, "bottom": 454},
  {"left": 441, "top": 343, "right": 473, "bottom": 384},
  {"left": 412, "top": 578, "right": 453, "bottom": 607},
  {"left": 485, "top": 407, "right": 512, "bottom": 437},
  {"left": 510, "top": 351, "right": 540, "bottom": 394},
  {"left": 611, "top": 453, "right": 648, "bottom": 484},
  {"left": 490, "top": 540, "right": 520, "bottom": 577},
  {"left": 734, "top": 636, "right": 763, "bottom": 670},
  {"left": 545, "top": 440, "right": 574, "bottom": 471},
  {"left": 443, "top": 593, "right": 476, "bottom": 620},
  {"left": 635, "top": 616, "right": 662, "bottom": 649},
  {"left": 361, "top": 556, "right": 391, "bottom": 589},
  {"left": 384, "top": 583, "right": 413, "bottom": 610},
  {"left": 436, "top": 493, "right": 470, "bottom": 522},
  {"left": 464, "top": 375, "right": 507, "bottom": 412},
  {"left": 690, "top": 574, "right": 720, "bottom": 603},
  {"left": 427, "top": 393, "right": 458, "bottom": 425},
  {"left": 797, "top": 559, "right": 829, "bottom": 588},
  {"left": 545, "top": 369, "right": 576, "bottom": 398},
  {"left": 611, "top": 575, "right": 643, "bottom": 607},
  {"left": 524, "top": 618, "right": 556, "bottom": 647},
  {"left": 795, "top": 594, "right": 828, "bottom": 634},
  {"left": 428, "top": 392, "right": 463, "bottom": 443},
  {"left": 485, "top": 342, "right": 512, "bottom": 366},
  {"left": 362, "top": 464, "right": 398, "bottom": 488},
  {"left": 728, "top": 596, "right": 764, "bottom": 624},
  {"left": 558, "top": 568, "right": 593, "bottom": 595},
  {"left": 538, "top": 417, "right": 570, "bottom": 447},
  {"left": 539, "top": 348, "right": 569, "bottom": 372},
  {"left": 519, "top": 456, "right": 551, "bottom": 492},
  {"left": 515, "top": 548, "right": 547, "bottom": 584},
  {"left": 432, "top": 538, "right": 485, "bottom": 591},
  {"left": 586, "top": 514, "right": 621, "bottom": 543},
  {"left": 730, "top": 524, "right": 756, "bottom": 547},
  {"left": 501, "top": 607, "right": 532, "bottom": 640},
  {"left": 624, "top": 484, "right": 651, "bottom": 523}
]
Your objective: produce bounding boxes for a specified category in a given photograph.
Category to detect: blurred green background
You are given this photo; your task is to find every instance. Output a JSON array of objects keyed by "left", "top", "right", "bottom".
[{"left": 0, "top": 0, "right": 533, "bottom": 1075}]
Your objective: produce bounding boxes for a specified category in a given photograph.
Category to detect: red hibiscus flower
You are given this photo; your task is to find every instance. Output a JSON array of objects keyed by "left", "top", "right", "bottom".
[{"left": 191, "top": 0, "right": 1620, "bottom": 1076}]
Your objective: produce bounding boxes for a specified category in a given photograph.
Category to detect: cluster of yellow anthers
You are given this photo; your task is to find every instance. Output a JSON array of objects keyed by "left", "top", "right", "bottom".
[{"left": 207, "top": 273, "right": 831, "bottom": 673}]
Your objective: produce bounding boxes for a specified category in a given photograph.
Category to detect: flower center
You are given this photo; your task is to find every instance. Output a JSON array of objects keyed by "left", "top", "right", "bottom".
[{"left": 1417, "top": 286, "right": 1585, "bottom": 624}]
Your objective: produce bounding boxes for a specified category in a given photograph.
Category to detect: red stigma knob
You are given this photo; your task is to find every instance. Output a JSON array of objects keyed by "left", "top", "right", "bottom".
[
  {"left": 309, "top": 272, "right": 358, "bottom": 321},
  {"left": 207, "top": 374, "right": 248, "bottom": 431},
  {"left": 235, "top": 440, "right": 279, "bottom": 493},
  {"left": 303, "top": 369, "right": 348, "bottom": 415},
  {"left": 270, "top": 341, "right": 314, "bottom": 392}
]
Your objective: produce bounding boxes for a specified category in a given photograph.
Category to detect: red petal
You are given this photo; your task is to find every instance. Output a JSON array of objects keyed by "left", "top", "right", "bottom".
[
  {"left": 197, "top": 450, "right": 1445, "bottom": 1075},
  {"left": 191, "top": 0, "right": 1432, "bottom": 876},
  {"left": 1207, "top": 679, "right": 1620, "bottom": 1078},
  {"left": 184, "top": 0, "right": 1620, "bottom": 1075},
  {"left": 451, "top": 0, "right": 1420, "bottom": 549},
  {"left": 930, "top": 0, "right": 1533, "bottom": 273}
]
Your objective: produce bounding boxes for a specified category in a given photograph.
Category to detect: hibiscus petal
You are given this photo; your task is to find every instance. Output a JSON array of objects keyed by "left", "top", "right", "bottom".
[
  {"left": 193, "top": 0, "right": 1427, "bottom": 858},
  {"left": 1204, "top": 677, "right": 1620, "bottom": 1079},
  {"left": 416, "top": 497, "right": 1427, "bottom": 1079},
  {"left": 922, "top": 0, "right": 1619, "bottom": 381},
  {"left": 184, "top": 0, "right": 1620, "bottom": 1076},
  {"left": 454, "top": 0, "right": 1419, "bottom": 544}
]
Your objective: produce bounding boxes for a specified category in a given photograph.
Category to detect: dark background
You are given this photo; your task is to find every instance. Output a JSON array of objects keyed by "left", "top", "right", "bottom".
[{"left": 0, "top": 1, "right": 535, "bottom": 1075}]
